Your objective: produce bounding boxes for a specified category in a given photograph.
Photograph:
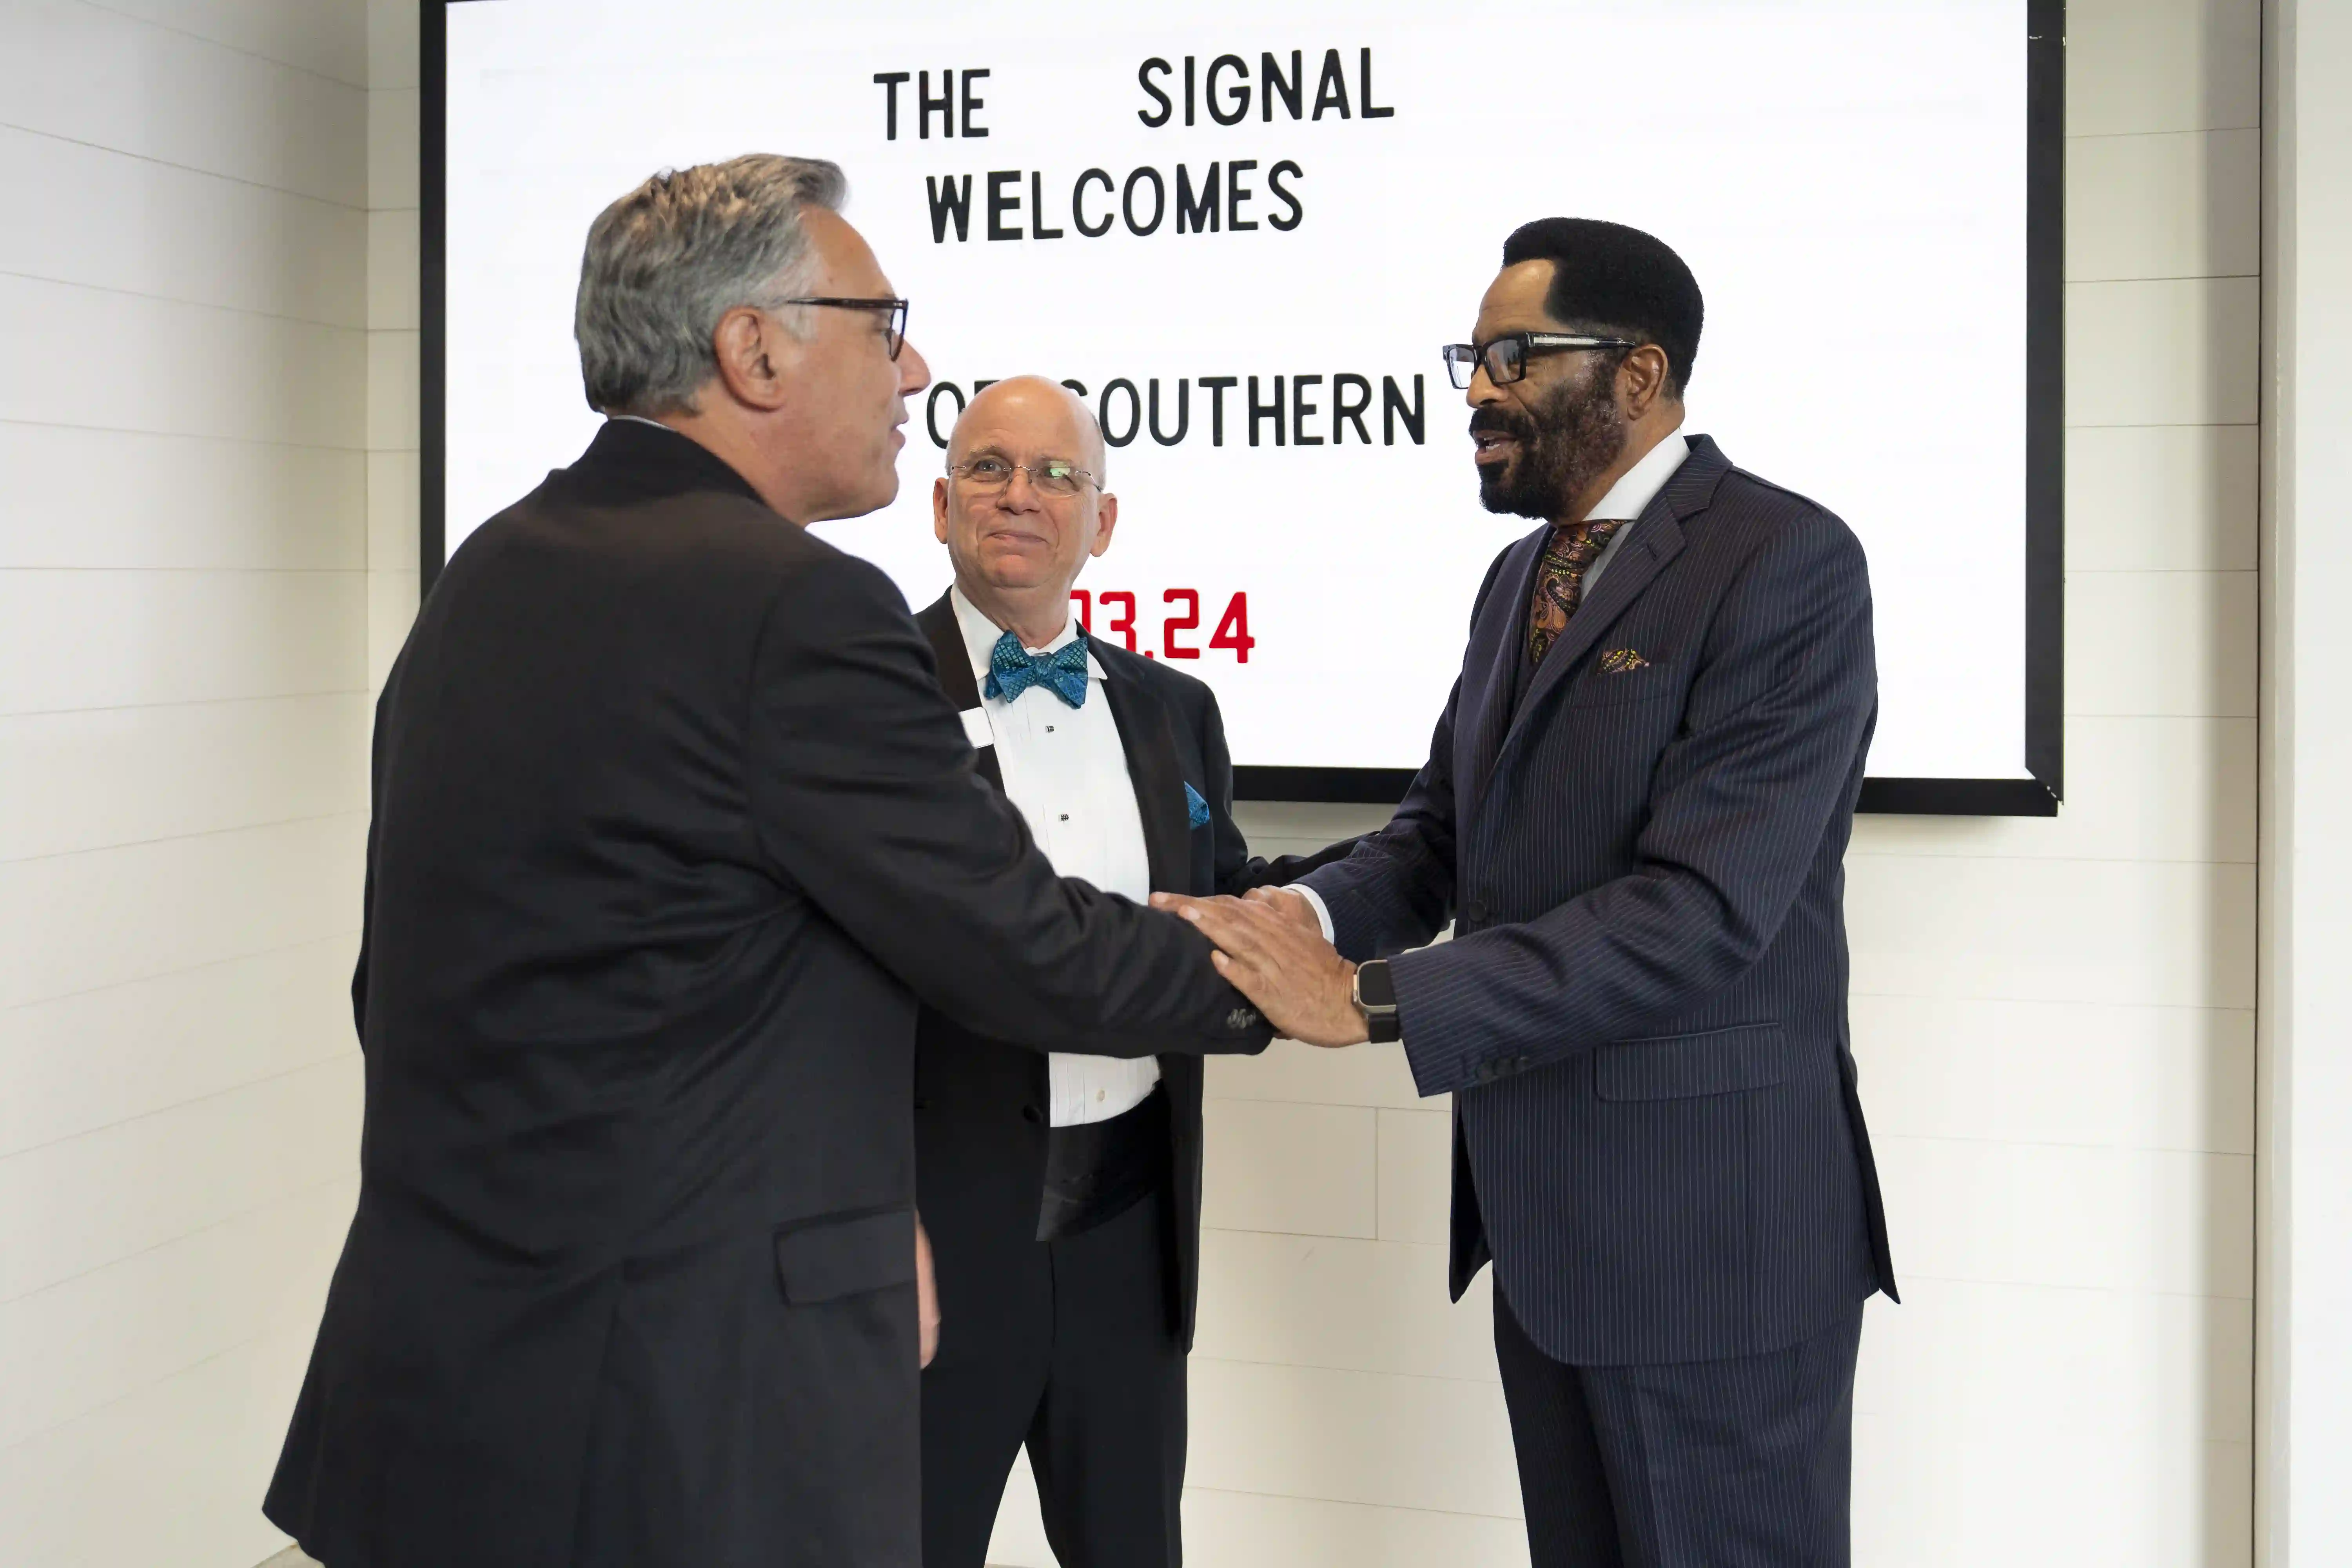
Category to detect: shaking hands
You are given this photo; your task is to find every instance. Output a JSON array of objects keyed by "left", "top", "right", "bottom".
[{"left": 1149, "top": 886, "right": 1371, "bottom": 1049}]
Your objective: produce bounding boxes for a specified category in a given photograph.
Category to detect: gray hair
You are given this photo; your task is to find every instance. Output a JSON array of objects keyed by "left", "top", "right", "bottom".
[{"left": 574, "top": 154, "right": 848, "bottom": 417}]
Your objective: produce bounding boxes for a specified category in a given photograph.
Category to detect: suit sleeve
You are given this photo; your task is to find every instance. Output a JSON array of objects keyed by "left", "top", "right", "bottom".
[
  {"left": 1283, "top": 543, "right": 1528, "bottom": 958},
  {"left": 746, "top": 554, "right": 1269, "bottom": 1059},
  {"left": 1389, "top": 511, "right": 1877, "bottom": 1097}
]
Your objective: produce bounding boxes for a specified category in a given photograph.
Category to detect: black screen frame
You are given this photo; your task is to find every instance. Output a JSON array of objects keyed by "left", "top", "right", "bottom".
[{"left": 420, "top": 0, "right": 2064, "bottom": 817}]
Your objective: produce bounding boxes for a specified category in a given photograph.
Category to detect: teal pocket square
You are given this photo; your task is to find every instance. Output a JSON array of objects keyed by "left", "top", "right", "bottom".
[{"left": 1184, "top": 782, "right": 1211, "bottom": 829}]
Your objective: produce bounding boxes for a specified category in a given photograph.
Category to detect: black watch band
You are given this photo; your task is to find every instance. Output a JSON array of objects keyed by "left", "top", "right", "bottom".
[{"left": 1352, "top": 960, "right": 1403, "bottom": 1044}]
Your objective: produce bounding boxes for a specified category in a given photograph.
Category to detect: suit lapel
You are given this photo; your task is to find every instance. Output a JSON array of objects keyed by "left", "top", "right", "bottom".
[
  {"left": 915, "top": 592, "right": 1003, "bottom": 791},
  {"left": 1486, "top": 436, "right": 1730, "bottom": 786},
  {"left": 1463, "top": 526, "right": 1551, "bottom": 811},
  {"left": 1100, "top": 660, "right": 1191, "bottom": 894}
]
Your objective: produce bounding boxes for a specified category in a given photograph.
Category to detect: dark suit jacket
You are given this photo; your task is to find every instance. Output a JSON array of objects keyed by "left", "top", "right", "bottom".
[
  {"left": 263, "top": 422, "right": 1269, "bottom": 1568},
  {"left": 910, "top": 593, "right": 1348, "bottom": 1352},
  {"left": 1299, "top": 434, "right": 1896, "bottom": 1368}
]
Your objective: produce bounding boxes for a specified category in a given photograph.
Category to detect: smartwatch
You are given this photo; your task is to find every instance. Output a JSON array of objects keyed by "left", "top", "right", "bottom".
[{"left": 1352, "top": 959, "right": 1403, "bottom": 1044}]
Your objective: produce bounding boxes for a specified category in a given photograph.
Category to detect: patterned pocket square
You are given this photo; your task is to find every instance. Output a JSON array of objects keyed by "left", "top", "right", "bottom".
[
  {"left": 1183, "top": 781, "right": 1212, "bottom": 829},
  {"left": 1598, "top": 647, "right": 1652, "bottom": 673}
]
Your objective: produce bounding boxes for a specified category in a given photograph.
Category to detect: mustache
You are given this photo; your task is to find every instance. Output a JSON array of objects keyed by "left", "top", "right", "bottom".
[{"left": 1469, "top": 407, "right": 1538, "bottom": 440}]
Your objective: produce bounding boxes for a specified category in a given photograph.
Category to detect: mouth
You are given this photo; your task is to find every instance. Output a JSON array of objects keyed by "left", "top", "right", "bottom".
[{"left": 1472, "top": 430, "right": 1519, "bottom": 466}]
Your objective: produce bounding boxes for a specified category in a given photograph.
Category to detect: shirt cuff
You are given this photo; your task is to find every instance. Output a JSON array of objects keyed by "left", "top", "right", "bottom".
[{"left": 1290, "top": 884, "right": 1338, "bottom": 946}]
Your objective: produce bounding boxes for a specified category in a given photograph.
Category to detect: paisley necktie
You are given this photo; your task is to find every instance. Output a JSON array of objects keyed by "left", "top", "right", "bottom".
[{"left": 1526, "top": 518, "right": 1628, "bottom": 664}]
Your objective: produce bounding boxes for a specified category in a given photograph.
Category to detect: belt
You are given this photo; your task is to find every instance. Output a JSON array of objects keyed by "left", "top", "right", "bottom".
[{"left": 1036, "top": 1085, "right": 1171, "bottom": 1242}]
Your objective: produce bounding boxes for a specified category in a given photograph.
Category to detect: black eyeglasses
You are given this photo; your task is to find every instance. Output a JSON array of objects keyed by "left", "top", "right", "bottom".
[
  {"left": 1441, "top": 331, "right": 1638, "bottom": 390},
  {"left": 777, "top": 296, "right": 910, "bottom": 359}
]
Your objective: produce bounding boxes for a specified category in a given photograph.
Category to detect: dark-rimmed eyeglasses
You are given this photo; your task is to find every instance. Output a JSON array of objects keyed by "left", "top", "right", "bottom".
[
  {"left": 777, "top": 296, "right": 909, "bottom": 359},
  {"left": 946, "top": 456, "right": 1099, "bottom": 497},
  {"left": 1441, "top": 331, "right": 1638, "bottom": 390}
]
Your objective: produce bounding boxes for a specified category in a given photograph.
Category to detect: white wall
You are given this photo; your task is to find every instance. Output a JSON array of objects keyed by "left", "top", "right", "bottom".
[
  {"left": 2258, "top": 2, "right": 2352, "bottom": 1564},
  {"left": 1009, "top": 5, "right": 2259, "bottom": 1566},
  {"left": 0, "top": 3, "right": 389, "bottom": 1563}
]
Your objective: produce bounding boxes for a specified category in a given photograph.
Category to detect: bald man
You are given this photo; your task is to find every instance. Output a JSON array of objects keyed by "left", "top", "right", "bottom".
[{"left": 911, "top": 379, "right": 1345, "bottom": 1567}]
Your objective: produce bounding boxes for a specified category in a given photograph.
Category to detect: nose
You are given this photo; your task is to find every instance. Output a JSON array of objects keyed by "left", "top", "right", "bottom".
[
  {"left": 998, "top": 466, "right": 1043, "bottom": 508},
  {"left": 898, "top": 339, "right": 931, "bottom": 396}
]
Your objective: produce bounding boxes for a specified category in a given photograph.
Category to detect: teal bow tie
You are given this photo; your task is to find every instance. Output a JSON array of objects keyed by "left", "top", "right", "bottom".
[{"left": 985, "top": 629, "right": 1091, "bottom": 708}]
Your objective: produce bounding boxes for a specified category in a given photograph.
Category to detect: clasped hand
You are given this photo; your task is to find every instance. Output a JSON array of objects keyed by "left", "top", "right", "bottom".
[{"left": 1148, "top": 887, "right": 1370, "bottom": 1049}]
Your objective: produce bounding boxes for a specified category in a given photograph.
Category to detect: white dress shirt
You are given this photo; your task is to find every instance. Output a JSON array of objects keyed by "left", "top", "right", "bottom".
[
  {"left": 1293, "top": 431, "right": 1692, "bottom": 946},
  {"left": 951, "top": 587, "right": 1163, "bottom": 1126}
]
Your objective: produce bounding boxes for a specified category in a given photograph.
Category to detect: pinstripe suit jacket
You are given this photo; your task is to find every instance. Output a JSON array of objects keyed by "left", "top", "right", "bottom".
[{"left": 1299, "top": 435, "right": 1896, "bottom": 1367}]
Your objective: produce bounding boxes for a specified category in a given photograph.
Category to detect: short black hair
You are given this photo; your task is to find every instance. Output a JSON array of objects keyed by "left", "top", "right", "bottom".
[{"left": 1501, "top": 219, "right": 1703, "bottom": 397}]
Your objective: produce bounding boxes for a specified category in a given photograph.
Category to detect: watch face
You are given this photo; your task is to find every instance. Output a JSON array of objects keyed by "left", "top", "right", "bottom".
[{"left": 1357, "top": 961, "right": 1398, "bottom": 1010}]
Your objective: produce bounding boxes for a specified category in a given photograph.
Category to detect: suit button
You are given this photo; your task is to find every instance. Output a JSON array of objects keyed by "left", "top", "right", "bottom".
[
  {"left": 1464, "top": 900, "right": 1488, "bottom": 925},
  {"left": 1021, "top": 1105, "right": 1045, "bottom": 1125}
]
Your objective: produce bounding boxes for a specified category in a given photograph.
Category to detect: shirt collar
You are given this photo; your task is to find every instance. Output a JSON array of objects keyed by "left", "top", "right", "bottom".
[
  {"left": 949, "top": 584, "right": 1106, "bottom": 688},
  {"left": 1583, "top": 430, "right": 1692, "bottom": 522}
]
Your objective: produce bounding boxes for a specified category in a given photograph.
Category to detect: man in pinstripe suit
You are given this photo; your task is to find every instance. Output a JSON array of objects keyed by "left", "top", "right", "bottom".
[{"left": 1161, "top": 220, "right": 1896, "bottom": 1567}]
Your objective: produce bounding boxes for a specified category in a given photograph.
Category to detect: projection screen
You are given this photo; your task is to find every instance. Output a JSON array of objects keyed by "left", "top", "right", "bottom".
[{"left": 428, "top": 0, "right": 2063, "bottom": 811}]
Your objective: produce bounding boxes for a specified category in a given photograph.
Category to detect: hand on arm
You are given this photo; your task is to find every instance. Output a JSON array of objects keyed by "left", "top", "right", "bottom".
[{"left": 1151, "top": 892, "right": 1368, "bottom": 1048}]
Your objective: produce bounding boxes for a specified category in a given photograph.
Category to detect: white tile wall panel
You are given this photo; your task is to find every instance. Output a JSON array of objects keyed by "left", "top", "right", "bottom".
[
  {"left": 1376, "top": 1107, "right": 1452, "bottom": 1246},
  {"left": 1876, "top": 1137, "right": 2252, "bottom": 1298},
  {"left": 0, "top": 424, "right": 364, "bottom": 571},
  {"left": 0, "top": 811, "right": 365, "bottom": 1009},
  {"left": 367, "top": 567, "right": 419, "bottom": 693},
  {"left": 0, "top": 936, "right": 354, "bottom": 1160},
  {"left": 1857, "top": 1276, "right": 2251, "bottom": 1445},
  {"left": 1851, "top": 717, "right": 2254, "bottom": 864},
  {"left": 366, "top": 328, "right": 420, "bottom": 451},
  {"left": 0, "top": 0, "right": 366, "bottom": 206},
  {"left": 1187, "top": 1357, "right": 1522, "bottom": 1519},
  {"left": 2066, "top": 276, "right": 2261, "bottom": 426},
  {"left": 1853, "top": 995, "right": 2254, "bottom": 1156},
  {"left": 1182, "top": 1486, "right": 1532, "bottom": 1568},
  {"left": 1200, "top": 1098, "right": 1376, "bottom": 1239},
  {"left": 0, "top": 568, "right": 366, "bottom": 717},
  {"left": 2066, "top": 570, "right": 2258, "bottom": 718},
  {"left": 0, "top": 692, "right": 370, "bottom": 862},
  {"left": 365, "top": 86, "right": 419, "bottom": 210},
  {"left": 365, "top": 449, "right": 420, "bottom": 573},
  {"left": 365, "top": 208, "right": 420, "bottom": 330},
  {"left": 2067, "top": 423, "right": 2258, "bottom": 572},
  {"left": 1846, "top": 855, "right": 2256, "bottom": 1010},
  {"left": 2068, "top": 128, "right": 2260, "bottom": 282},
  {"left": 1207, "top": 1036, "right": 1432, "bottom": 1110},
  {"left": 2067, "top": 0, "right": 2262, "bottom": 137},
  {"left": 0, "top": 1053, "right": 360, "bottom": 1303},
  {"left": 90, "top": 0, "right": 370, "bottom": 86},
  {"left": 366, "top": 0, "right": 419, "bottom": 93},
  {"left": 0, "top": 127, "right": 366, "bottom": 328},
  {"left": 0, "top": 1316, "right": 321, "bottom": 1568},
  {"left": 1192, "top": 1230, "right": 1497, "bottom": 1385},
  {"left": 0, "top": 1174, "right": 353, "bottom": 1449},
  {"left": 0, "top": 275, "right": 367, "bottom": 448}
]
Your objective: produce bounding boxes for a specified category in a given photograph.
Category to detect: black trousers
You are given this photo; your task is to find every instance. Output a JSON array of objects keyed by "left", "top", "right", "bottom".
[
  {"left": 920, "top": 1189, "right": 1187, "bottom": 1568},
  {"left": 1494, "top": 1289, "right": 1864, "bottom": 1568}
]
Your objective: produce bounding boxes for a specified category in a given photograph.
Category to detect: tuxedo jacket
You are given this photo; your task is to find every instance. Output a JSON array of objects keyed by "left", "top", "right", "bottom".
[
  {"left": 911, "top": 593, "right": 1350, "bottom": 1352},
  {"left": 263, "top": 421, "right": 1269, "bottom": 1568},
  {"left": 1298, "top": 435, "right": 1898, "bottom": 1368}
]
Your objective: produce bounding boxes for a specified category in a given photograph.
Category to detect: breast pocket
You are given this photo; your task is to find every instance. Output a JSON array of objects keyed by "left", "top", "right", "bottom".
[
  {"left": 773, "top": 1205, "right": 916, "bottom": 1304},
  {"left": 1593, "top": 1023, "right": 1790, "bottom": 1101},
  {"left": 1559, "top": 657, "right": 1685, "bottom": 710}
]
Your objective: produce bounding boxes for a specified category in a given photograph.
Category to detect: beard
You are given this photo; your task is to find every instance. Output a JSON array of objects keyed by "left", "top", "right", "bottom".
[{"left": 1472, "top": 358, "right": 1629, "bottom": 521}]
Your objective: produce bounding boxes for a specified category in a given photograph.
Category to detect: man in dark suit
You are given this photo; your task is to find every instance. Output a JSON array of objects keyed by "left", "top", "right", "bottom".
[
  {"left": 262, "top": 156, "right": 1270, "bottom": 1568},
  {"left": 1161, "top": 220, "right": 1897, "bottom": 1568},
  {"left": 910, "top": 377, "right": 1341, "bottom": 1568}
]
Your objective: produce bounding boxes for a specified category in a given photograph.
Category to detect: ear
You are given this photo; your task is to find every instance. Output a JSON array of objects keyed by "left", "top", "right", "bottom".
[
  {"left": 932, "top": 476, "right": 951, "bottom": 544},
  {"left": 711, "top": 305, "right": 799, "bottom": 412},
  {"left": 1617, "top": 343, "right": 1673, "bottom": 420},
  {"left": 1089, "top": 491, "right": 1119, "bottom": 557}
]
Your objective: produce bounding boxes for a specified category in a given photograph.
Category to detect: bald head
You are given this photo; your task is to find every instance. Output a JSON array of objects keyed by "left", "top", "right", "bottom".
[
  {"left": 948, "top": 375, "right": 1107, "bottom": 483},
  {"left": 933, "top": 374, "right": 1120, "bottom": 646}
]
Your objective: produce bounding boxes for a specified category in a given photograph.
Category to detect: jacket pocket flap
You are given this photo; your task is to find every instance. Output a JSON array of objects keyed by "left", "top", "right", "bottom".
[
  {"left": 774, "top": 1206, "right": 916, "bottom": 1305},
  {"left": 1594, "top": 1024, "right": 1789, "bottom": 1102}
]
